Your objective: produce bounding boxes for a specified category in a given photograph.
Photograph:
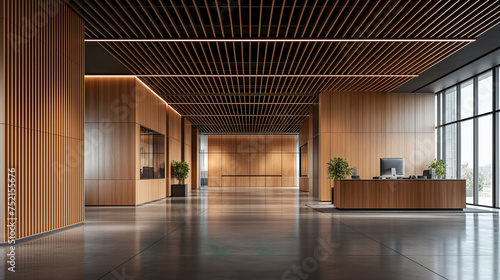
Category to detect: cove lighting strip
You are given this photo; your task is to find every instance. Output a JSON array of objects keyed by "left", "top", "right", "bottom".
[
  {"left": 168, "top": 103, "right": 315, "bottom": 105},
  {"left": 85, "top": 74, "right": 418, "bottom": 78},
  {"left": 85, "top": 75, "right": 180, "bottom": 116},
  {"left": 184, "top": 115, "right": 308, "bottom": 117},
  {"left": 86, "top": 38, "right": 475, "bottom": 43}
]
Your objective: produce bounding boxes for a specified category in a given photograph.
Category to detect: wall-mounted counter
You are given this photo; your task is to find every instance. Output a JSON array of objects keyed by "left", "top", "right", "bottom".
[{"left": 333, "top": 179, "right": 466, "bottom": 209}]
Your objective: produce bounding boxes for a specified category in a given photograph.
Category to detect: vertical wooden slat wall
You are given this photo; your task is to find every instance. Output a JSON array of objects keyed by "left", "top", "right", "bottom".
[
  {"left": 316, "top": 91, "right": 436, "bottom": 201},
  {"left": 1, "top": 0, "right": 85, "bottom": 242}
]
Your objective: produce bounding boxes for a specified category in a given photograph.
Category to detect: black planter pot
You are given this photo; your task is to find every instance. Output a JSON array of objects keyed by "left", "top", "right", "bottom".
[{"left": 171, "top": 184, "right": 188, "bottom": 197}]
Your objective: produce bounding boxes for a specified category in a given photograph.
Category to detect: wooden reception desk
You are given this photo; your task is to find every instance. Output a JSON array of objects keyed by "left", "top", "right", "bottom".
[{"left": 333, "top": 179, "right": 466, "bottom": 209}]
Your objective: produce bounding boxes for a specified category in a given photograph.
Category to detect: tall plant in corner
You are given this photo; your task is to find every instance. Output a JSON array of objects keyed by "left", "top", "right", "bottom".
[
  {"left": 426, "top": 158, "right": 447, "bottom": 179},
  {"left": 173, "top": 160, "right": 190, "bottom": 184},
  {"left": 327, "top": 157, "right": 353, "bottom": 180}
]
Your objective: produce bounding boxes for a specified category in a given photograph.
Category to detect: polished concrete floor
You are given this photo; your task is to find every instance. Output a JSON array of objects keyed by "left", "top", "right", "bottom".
[{"left": 1, "top": 187, "right": 499, "bottom": 280}]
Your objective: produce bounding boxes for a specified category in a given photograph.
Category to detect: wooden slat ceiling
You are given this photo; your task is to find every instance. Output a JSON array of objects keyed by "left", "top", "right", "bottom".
[{"left": 66, "top": 0, "right": 500, "bottom": 134}]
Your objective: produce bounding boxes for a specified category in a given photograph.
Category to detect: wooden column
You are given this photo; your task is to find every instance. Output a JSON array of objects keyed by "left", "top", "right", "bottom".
[{"left": 1, "top": 0, "right": 85, "bottom": 242}]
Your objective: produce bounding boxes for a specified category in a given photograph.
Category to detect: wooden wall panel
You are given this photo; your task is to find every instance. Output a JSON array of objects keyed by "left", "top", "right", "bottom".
[
  {"left": 358, "top": 133, "right": 386, "bottom": 179},
  {"left": 282, "top": 153, "right": 296, "bottom": 177},
  {"left": 249, "top": 136, "right": 266, "bottom": 152},
  {"left": 84, "top": 123, "right": 99, "bottom": 180},
  {"left": 359, "top": 92, "right": 386, "bottom": 132},
  {"left": 386, "top": 133, "right": 417, "bottom": 176},
  {"left": 331, "top": 133, "right": 359, "bottom": 172},
  {"left": 222, "top": 177, "right": 236, "bottom": 186},
  {"left": 183, "top": 118, "right": 192, "bottom": 145},
  {"left": 84, "top": 77, "right": 99, "bottom": 123},
  {"left": 299, "top": 177, "right": 308, "bottom": 191},
  {"left": 236, "top": 176, "right": 250, "bottom": 187},
  {"left": 318, "top": 133, "right": 332, "bottom": 201},
  {"left": 85, "top": 77, "right": 168, "bottom": 204},
  {"left": 415, "top": 133, "right": 435, "bottom": 174},
  {"left": 166, "top": 107, "right": 183, "bottom": 194},
  {"left": 236, "top": 135, "right": 250, "bottom": 152},
  {"left": 98, "top": 180, "right": 135, "bottom": 205},
  {"left": 98, "top": 123, "right": 136, "bottom": 180},
  {"left": 319, "top": 91, "right": 332, "bottom": 133},
  {"left": 416, "top": 93, "right": 436, "bottom": 133},
  {"left": 99, "top": 78, "right": 137, "bottom": 123},
  {"left": 317, "top": 91, "right": 436, "bottom": 200},
  {"left": 207, "top": 135, "right": 297, "bottom": 188},
  {"left": 385, "top": 93, "right": 416, "bottom": 132},
  {"left": 250, "top": 153, "right": 266, "bottom": 175},
  {"left": 181, "top": 118, "right": 192, "bottom": 190},
  {"left": 85, "top": 181, "right": 99, "bottom": 206},
  {"left": 266, "top": 136, "right": 282, "bottom": 153},
  {"left": 235, "top": 153, "right": 250, "bottom": 175},
  {"left": 250, "top": 177, "right": 266, "bottom": 187},
  {"left": 221, "top": 153, "right": 236, "bottom": 175},
  {"left": 266, "top": 177, "right": 282, "bottom": 187},
  {"left": 208, "top": 153, "right": 221, "bottom": 186},
  {"left": 299, "top": 116, "right": 309, "bottom": 146},
  {"left": 191, "top": 128, "right": 199, "bottom": 189},
  {"left": 282, "top": 177, "right": 296, "bottom": 187},
  {"left": 282, "top": 136, "right": 297, "bottom": 153},
  {"left": 168, "top": 107, "right": 182, "bottom": 141},
  {"left": 1, "top": 1, "right": 85, "bottom": 241},
  {"left": 300, "top": 144, "right": 308, "bottom": 176},
  {"left": 184, "top": 144, "right": 192, "bottom": 189},
  {"left": 266, "top": 153, "right": 282, "bottom": 176},
  {"left": 331, "top": 92, "right": 359, "bottom": 132},
  {"left": 136, "top": 179, "right": 166, "bottom": 205},
  {"left": 137, "top": 80, "right": 167, "bottom": 134},
  {"left": 168, "top": 139, "right": 182, "bottom": 186},
  {"left": 208, "top": 135, "right": 222, "bottom": 152},
  {"left": 221, "top": 135, "right": 236, "bottom": 153}
]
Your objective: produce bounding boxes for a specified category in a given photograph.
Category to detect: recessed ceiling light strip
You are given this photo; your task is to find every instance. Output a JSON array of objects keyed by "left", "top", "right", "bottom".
[
  {"left": 183, "top": 115, "right": 308, "bottom": 117},
  {"left": 85, "top": 38, "right": 475, "bottom": 43},
  {"left": 85, "top": 74, "right": 418, "bottom": 77}
]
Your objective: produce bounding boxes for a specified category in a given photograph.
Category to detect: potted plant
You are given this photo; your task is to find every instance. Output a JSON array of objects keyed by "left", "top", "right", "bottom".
[
  {"left": 327, "top": 157, "right": 353, "bottom": 180},
  {"left": 426, "top": 158, "right": 447, "bottom": 179},
  {"left": 327, "top": 157, "right": 353, "bottom": 205},
  {"left": 171, "top": 160, "right": 190, "bottom": 197}
]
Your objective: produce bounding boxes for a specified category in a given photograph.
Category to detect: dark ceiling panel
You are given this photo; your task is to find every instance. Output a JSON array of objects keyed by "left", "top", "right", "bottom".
[{"left": 68, "top": 0, "right": 500, "bottom": 134}]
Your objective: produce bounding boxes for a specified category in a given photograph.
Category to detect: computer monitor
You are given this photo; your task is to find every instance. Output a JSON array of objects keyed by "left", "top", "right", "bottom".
[{"left": 380, "top": 158, "right": 405, "bottom": 179}]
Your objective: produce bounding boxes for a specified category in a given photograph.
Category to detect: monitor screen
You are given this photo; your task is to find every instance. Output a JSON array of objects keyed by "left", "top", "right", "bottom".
[{"left": 380, "top": 158, "right": 405, "bottom": 177}]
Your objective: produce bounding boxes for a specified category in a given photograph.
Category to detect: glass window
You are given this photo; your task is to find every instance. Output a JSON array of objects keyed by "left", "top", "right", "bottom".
[
  {"left": 438, "top": 67, "right": 500, "bottom": 208},
  {"left": 445, "top": 124, "right": 457, "bottom": 179},
  {"left": 460, "top": 120, "right": 474, "bottom": 204},
  {"left": 140, "top": 126, "right": 165, "bottom": 179},
  {"left": 445, "top": 87, "right": 457, "bottom": 123},
  {"left": 435, "top": 93, "right": 440, "bottom": 126},
  {"left": 460, "top": 79, "right": 474, "bottom": 119},
  {"left": 478, "top": 115, "right": 493, "bottom": 206},
  {"left": 478, "top": 71, "right": 493, "bottom": 115}
]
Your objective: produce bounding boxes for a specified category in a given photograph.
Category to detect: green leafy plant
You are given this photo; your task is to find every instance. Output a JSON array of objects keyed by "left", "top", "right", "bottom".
[
  {"left": 173, "top": 160, "right": 190, "bottom": 184},
  {"left": 327, "top": 157, "right": 353, "bottom": 180},
  {"left": 426, "top": 158, "right": 447, "bottom": 178}
]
